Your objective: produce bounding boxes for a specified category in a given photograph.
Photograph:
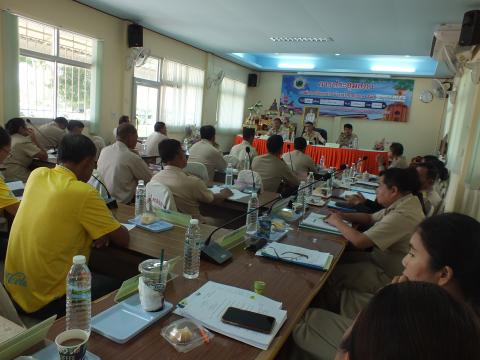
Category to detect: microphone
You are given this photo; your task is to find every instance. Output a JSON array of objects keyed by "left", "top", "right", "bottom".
[
  {"left": 91, "top": 174, "right": 118, "bottom": 209},
  {"left": 243, "top": 146, "right": 256, "bottom": 194},
  {"left": 287, "top": 143, "right": 294, "bottom": 173},
  {"left": 26, "top": 119, "right": 57, "bottom": 154}
]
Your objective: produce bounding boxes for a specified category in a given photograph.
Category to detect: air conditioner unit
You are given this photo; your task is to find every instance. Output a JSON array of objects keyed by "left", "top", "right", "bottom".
[{"left": 430, "top": 24, "right": 461, "bottom": 60}]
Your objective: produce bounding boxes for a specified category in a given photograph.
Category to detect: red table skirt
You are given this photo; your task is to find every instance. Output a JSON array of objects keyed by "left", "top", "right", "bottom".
[{"left": 235, "top": 135, "right": 387, "bottom": 175}]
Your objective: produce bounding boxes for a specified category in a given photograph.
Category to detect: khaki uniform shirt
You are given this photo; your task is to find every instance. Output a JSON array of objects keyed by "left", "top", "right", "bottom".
[
  {"left": 282, "top": 150, "right": 316, "bottom": 176},
  {"left": 4, "top": 134, "right": 41, "bottom": 182},
  {"left": 303, "top": 131, "right": 326, "bottom": 144},
  {"left": 229, "top": 140, "right": 258, "bottom": 169},
  {"left": 252, "top": 153, "right": 300, "bottom": 192},
  {"left": 188, "top": 139, "right": 227, "bottom": 181},
  {"left": 267, "top": 127, "right": 287, "bottom": 137},
  {"left": 97, "top": 141, "right": 152, "bottom": 203},
  {"left": 36, "top": 122, "right": 65, "bottom": 150},
  {"left": 336, "top": 132, "right": 358, "bottom": 147},
  {"left": 151, "top": 165, "right": 214, "bottom": 221},
  {"left": 389, "top": 156, "right": 409, "bottom": 169},
  {"left": 365, "top": 194, "right": 425, "bottom": 278},
  {"left": 145, "top": 132, "right": 168, "bottom": 156}
]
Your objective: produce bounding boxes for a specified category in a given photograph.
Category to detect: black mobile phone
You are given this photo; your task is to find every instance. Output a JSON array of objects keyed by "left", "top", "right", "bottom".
[{"left": 221, "top": 307, "right": 276, "bottom": 334}]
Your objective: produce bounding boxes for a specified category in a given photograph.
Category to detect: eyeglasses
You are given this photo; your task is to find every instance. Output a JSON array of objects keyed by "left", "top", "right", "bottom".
[{"left": 265, "top": 246, "right": 309, "bottom": 262}]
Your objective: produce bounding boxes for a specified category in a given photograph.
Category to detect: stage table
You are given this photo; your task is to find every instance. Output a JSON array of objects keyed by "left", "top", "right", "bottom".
[{"left": 235, "top": 135, "right": 387, "bottom": 175}]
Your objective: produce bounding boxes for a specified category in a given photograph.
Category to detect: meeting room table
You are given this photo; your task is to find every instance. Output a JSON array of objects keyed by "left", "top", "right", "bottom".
[
  {"left": 47, "top": 202, "right": 347, "bottom": 359},
  {"left": 235, "top": 135, "right": 388, "bottom": 175}
]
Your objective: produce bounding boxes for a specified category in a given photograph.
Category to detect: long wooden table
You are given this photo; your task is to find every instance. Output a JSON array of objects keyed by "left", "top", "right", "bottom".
[
  {"left": 47, "top": 204, "right": 346, "bottom": 359},
  {"left": 235, "top": 135, "right": 387, "bottom": 175}
]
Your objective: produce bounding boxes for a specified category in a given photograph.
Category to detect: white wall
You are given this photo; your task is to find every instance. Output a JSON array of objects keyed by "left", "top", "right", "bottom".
[{"left": 246, "top": 72, "right": 447, "bottom": 160}]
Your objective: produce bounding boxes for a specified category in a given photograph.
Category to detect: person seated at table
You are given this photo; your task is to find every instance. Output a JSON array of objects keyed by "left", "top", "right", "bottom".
[
  {"left": 292, "top": 213, "right": 480, "bottom": 360},
  {"left": 336, "top": 123, "right": 358, "bottom": 148},
  {"left": 302, "top": 122, "right": 326, "bottom": 145},
  {"left": 415, "top": 162, "right": 441, "bottom": 216},
  {"left": 335, "top": 282, "right": 480, "bottom": 360},
  {"left": 35, "top": 117, "right": 68, "bottom": 150},
  {"left": 230, "top": 127, "right": 257, "bottom": 169},
  {"left": 282, "top": 117, "right": 295, "bottom": 138},
  {"left": 282, "top": 137, "right": 316, "bottom": 179},
  {"left": 66, "top": 120, "right": 85, "bottom": 135},
  {"left": 344, "top": 192, "right": 384, "bottom": 214},
  {"left": 112, "top": 114, "right": 130, "bottom": 138},
  {"left": 145, "top": 122, "right": 168, "bottom": 157},
  {"left": 152, "top": 139, "right": 232, "bottom": 224},
  {"left": 3, "top": 118, "right": 47, "bottom": 182},
  {"left": 4, "top": 134, "right": 130, "bottom": 319},
  {"left": 317, "top": 168, "right": 425, "bottom": 312},
  {"left": 252, "top": 135, "right": 300, "bottom": 193},
  {"left": 97, "top": 123, "right": 152, "bottom": 203},
  {"left": 188, "top": 125, "right": 227, "bottom": 181},
  {"left": 377, "top": 142, "right": 409, "bottom": 171},
  {"left": 421, "top": 155, "right": 449, "bottom": 197},
  {"left": 267, "top": 117, "right": 284, "bottom": 136}
]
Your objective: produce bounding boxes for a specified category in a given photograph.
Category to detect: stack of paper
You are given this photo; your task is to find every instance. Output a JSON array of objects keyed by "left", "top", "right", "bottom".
[
  {"left": 256, "top": 242, "right": 333, "bottom": 271},
  {"left": 350, "top": 186, "right": 376, "bottom": 194},
  {"left": 340, "top": 190, "right": 376, "bottom": 202},
  {"left": 174, "top": 281, "right": 287, "bottom": 350},
  {"left": 300, "top": 212, "right": 350, "bottom": 235},
  {"left": 210, "top": 185, "right": 249, "bottom": 201}
]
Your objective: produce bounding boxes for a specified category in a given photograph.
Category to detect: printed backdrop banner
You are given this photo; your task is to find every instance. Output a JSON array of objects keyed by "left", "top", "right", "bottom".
[{"left": 281, "top": 75, "right": 414, "bottom": 122}]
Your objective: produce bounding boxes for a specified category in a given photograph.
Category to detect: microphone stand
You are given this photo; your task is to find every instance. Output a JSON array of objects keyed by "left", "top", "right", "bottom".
[
  {"left": 242, "top": 146, "right": 257, "bottom": 194},
  {"left": 91, "top": 174, "right": 118, "bottom": 209},
  {"left": 26, "top": 119, "right": 58, "bottom": 154}
]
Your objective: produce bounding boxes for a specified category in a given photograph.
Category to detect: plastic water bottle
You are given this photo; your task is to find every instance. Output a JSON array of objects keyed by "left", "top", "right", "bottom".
[
  {"left": 135, "top": 180, "right": 146, "bottom": 217},
  {"left": 319, "top": 155, "right": 325, "bottom": 169},
  {"left": 183, "top": 138, "right": 190, "bottom": 156},
  {"left": 243, "top": 151, "right": 250, "bottom": 170},
  {"left": 183, "top": 219, "right": 202, "bottom": 279},
  {"left": 295, "top": 181, "right": 307, "bottom": 216},
  {"left": 356, "top": 157, "right": 363, "bottom": 174},
  {"left": 306, "top": 172, "right": 315, "bottom": 197},
  {"left": 66, "top": 255, "right": 91, "bottom": 333},
  {"left": 350, "top": 163, "right": 356, "bottom": 178},
  {"left": 246, "top": 193, "right": 259, "bottom": 235},
  {"left": 353, "top": 137, "right": 359, "bottom": 149},
  {"left": 225, "top": 163, "right": 233, "bottom": 187}
]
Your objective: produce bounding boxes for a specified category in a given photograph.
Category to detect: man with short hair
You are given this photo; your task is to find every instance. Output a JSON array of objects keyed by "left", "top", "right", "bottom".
[
  {"left": 302, "top": 122, "right": 326, "bottom": 145},
  {"left": 112, "top": 115, "right": 130, "bottom": 139},
  {"left": 35, "top": 117, "right": 68, "bottom": 150},
  {"left": 378, "top": 142, "right": 409, "bottom": 171},
  {"left": 267, "top": 118, "right": 285, "bottom": 137},
  {"left": 145, "top": 122, "right": 168, "bottom": 156},
  {"left": 282, "top": 137, "right": 316, "bottom": 179},
  {"left": 230, "top": 127, "right": 257, "bottom": 169},
  {"left": 97, "top": 123, "right": 152, "bottom": 203},
  {"left": 152, "top": 139, "right": 232, "bottom": 224},
  {"left": 66, "top": 120, "right": 85, "bottom": 135},
  {"left": 336, "top": 123, "right": 358, "bottom": 148},
  {"left": 416, "top": 162, "right": 441, "bottom": 216},
  {"left": 4, "top": 134, "right": 129, "bottom": 319},
  {"left": 188, "top": 125, "right": 227, "bottom": 181},
  {"left": 252, "top": 135, "right": 300, "bottom": 192}
]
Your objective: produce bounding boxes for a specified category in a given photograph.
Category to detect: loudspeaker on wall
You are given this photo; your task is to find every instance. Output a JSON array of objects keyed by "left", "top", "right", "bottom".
[
  {"left": 248, "top": 73, "right": 258, "bottom": 87},
  {"left": 128, "top": 24, "right": 143, "bottom": 48},
  {"left": 459, "top": 10, "right": 480, "bottom": 46}
]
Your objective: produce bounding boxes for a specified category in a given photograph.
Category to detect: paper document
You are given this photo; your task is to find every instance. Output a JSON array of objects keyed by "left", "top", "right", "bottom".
[
  {"left": 341, "top": 190, "right": 376, "bottom": 202},
  {"left": 174, "top": 281, "right": 287, "bottom": 350},
  {"left": 6, "top": 181, "right": 24, "bottom": 199},
  {"left": 355, "top": 180, "right": 379, "bottom": 188},
  {"left": 350, "top": 186, "right": 376, "bottom": 194},
  {"left": 300, "top": 212, "right": 350, "bottom": 235},
  {"left": 256, "top": 242, "right": 333, "bottom": 271},
  {"left": 211, "top": 185, "right": 249, "bottom": 201},
  {"left": 121, "top": 223, "right": 136, "bottom": 231}
]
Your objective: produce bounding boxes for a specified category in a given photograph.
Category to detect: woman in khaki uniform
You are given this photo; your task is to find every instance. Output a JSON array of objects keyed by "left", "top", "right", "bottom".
[{"left": 292, "top": 213, "right": 480, "bottom": 360}]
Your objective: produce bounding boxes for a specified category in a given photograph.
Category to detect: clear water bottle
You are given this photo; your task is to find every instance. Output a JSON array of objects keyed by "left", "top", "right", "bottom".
[
  {"left": 294, "top": 181, "right": 307, "bottom": 216},
  {"left": 350, "top": 163, "right": 356, "bottom": 178},
  {"left": 183, "top": 219, "right": 202, "bottom": 279},
  {"left": 183, "top": 138, "right": 190, "bottom": 156},
  {"left": 246, "top": 193, "right": 259, "bottom": 235},
  {"left": 356, "top": 157, "right": 363, "bottom": 174},
  {"left": 319, "top": 155, "right": 325, "bottom": 169},
  {"left": 66, "top": 255, "right": 91, "bottom": 333},
  {"left": 225, "top": 163, "right": 233, "bottom": 187},
  {"left": 353, "top": 137, "right": 359, "bottom": 149},
  {"left": 135, "top": 180, "right": 146, "bottom": 217},
  {"left": 306, "top": 172, "right": 315, "bottom": 197},
  {"left": 243, "top": 151, "right": 250, "bottom": 170}
]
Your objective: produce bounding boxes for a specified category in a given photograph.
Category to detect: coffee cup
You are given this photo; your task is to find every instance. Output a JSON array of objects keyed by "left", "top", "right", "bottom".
[{"left": 55, "top": 329, "right": 89, "bottom": 360}]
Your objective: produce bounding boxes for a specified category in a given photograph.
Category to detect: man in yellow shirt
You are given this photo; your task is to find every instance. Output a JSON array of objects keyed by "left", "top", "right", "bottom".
[{"left": 4, "top": 134, "right": 129, "bottom": 319}]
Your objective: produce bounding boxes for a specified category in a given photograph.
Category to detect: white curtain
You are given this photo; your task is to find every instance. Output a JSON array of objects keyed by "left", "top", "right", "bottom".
[
  {"left": 89, "top": 39, "right": 103, "bottom": 134},
  {"left": 217, "top": 77, "right": 247, "bottom": 132},
  {"left": 2, "top": 11, "right": 20, "bottom": 120},
  {"left": 159, "top": 59, "right": 204, "bottom": 129}
]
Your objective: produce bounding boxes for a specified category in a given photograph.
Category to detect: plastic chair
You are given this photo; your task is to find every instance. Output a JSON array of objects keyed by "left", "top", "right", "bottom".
[
  {"left": 146, "top": 180, "right": 177, "bottom": 211},
  {"left": 223, "top": 155, "right": 239, "bottom": 168},
  {"left": 237, "top": 170, "right": 264, "bottom": 192},
  {"left": 185, "top": 162, "right": 209, "bottom": 182}
]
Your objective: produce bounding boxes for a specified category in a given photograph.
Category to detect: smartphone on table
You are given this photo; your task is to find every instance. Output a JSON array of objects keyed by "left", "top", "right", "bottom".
[{"left": 221, "top": 307, "right": 276, "bottom": 334}]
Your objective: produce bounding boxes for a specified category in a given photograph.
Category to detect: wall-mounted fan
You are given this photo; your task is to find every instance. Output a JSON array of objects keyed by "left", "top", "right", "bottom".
[
  {"left": 127, "top": 47, "right": 151, "bottom": 70},
  {"left": 432, "top": 79, "right": 452, "bottom": 99},
  {"left": 206, "top": 70, "right": 225, "bottom": 89}
]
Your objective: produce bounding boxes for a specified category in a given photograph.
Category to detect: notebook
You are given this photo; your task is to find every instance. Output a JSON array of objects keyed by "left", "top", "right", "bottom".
[{"left": 299, "top": 212, "right": 351, "bottom": 235}]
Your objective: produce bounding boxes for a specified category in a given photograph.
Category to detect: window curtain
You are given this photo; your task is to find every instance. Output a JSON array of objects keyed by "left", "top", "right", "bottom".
[
  {"left": 217, "top": 77, "right": 247, "bottom": 133},
  {"left": 89, "top": 39, "right": 103, "bottom": 134},
  {"left": 159, "top": 59, "right": 204, "bottom": 130},
  {"left": 2, "top": 11, "right": 19, "bottom": 120}
]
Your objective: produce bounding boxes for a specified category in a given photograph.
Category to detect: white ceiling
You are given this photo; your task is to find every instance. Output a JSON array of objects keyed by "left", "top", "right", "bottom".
[{"left": 77, "top": 0, "right": 476, "bottom": 67}]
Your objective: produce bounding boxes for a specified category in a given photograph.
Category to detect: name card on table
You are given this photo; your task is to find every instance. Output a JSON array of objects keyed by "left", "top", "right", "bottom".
[
  {"left": 154, "top": 208, "right": 191, "bottom": 227},
  {"left": 218, "top": 226, "right": 247, "bottom": 250}
]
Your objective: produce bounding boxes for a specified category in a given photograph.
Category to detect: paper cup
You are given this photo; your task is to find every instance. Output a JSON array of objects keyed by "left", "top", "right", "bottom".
[{"left": 55, "top": 329, "right": 89, "bottom": 360}]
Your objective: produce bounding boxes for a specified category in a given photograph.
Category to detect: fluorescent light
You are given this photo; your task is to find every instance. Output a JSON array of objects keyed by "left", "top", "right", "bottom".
[
  {"left": 335, "top": 53, "right": 341, "bottom": 56},
  {"left": 370, "top": 65, "right": 416, "bottom": 73},
  {"left": 278, "top": 63, "right": 315, "bottom": 70},
  {"left": 269, "top": 36, "right": 333, "bottom": 43}
]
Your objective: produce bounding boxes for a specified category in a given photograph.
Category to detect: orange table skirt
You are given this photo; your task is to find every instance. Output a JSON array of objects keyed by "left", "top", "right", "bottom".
[{"left": 235, "top": 135, "right": 387, "bottom": 175}]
